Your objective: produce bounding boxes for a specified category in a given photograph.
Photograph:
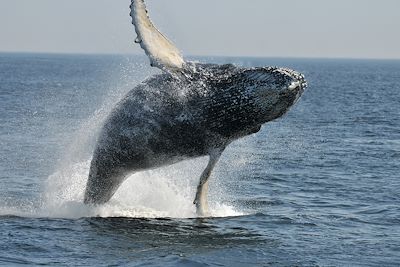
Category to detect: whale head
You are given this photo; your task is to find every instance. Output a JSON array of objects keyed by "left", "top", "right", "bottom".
[
  {"left": 199, "top": 65, "right": 307, "bottom": 139},
  {"left": 245, "top": 67, "right": 307, "bottom": 124}
]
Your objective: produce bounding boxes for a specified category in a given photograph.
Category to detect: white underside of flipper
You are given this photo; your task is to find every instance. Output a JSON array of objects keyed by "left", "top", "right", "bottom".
[{"left": 130, "top": 0, "right": 185, "bottom": 72}]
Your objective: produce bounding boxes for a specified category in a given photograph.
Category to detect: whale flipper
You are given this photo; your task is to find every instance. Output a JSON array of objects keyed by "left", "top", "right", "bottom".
[
  {"left": 130, "top": 0, "right": 185, "bottom": 72},
  {"left": 194, "top": 149, "right": 224, "bottom": 216}
]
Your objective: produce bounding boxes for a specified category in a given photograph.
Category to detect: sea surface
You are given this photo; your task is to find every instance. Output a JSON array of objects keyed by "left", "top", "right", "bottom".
[{"left": 0, "top": 53, "right": 399, "bottom": 266}]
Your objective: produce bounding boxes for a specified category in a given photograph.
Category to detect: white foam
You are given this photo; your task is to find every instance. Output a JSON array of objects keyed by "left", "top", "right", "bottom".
[{"left": 37, "top": 157, "right": 245, "bottom": 219}]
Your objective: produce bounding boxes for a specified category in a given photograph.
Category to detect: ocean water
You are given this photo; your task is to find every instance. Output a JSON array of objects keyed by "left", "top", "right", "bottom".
[{"left": 0, "top": 53, "right": 399, "bottom": 266}]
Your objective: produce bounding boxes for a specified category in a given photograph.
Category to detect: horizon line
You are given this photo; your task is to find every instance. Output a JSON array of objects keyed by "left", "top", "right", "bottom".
[{"left": 1, "top": 50, "right": 400, "bottom": 62}]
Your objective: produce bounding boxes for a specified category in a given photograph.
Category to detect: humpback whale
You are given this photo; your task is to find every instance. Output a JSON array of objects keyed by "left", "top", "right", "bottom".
[{"left": 84, "top": 0, "right": 307, "bottom": 216}]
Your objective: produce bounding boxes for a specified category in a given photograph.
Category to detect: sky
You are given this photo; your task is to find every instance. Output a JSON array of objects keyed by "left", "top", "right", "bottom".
[{"left": 0, "top": 0, "right": 399, "bottom": 59}]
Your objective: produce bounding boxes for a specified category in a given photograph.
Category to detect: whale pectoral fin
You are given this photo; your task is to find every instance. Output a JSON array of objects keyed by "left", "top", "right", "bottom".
[
  {"left": 129, "top": 0, "right": 185, "bottom": 73},
  {"left": 194, "top": 149, "right": 223, "bottom": 217}
]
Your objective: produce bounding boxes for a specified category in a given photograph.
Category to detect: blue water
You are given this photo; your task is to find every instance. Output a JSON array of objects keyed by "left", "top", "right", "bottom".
[{"left": 0, "top": 53, "right": 399, "bottom": 266}]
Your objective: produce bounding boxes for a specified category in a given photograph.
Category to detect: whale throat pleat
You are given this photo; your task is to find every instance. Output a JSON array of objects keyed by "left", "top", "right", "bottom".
[{"left": 130, "top": 0, "right": 185, "bottom": 72}]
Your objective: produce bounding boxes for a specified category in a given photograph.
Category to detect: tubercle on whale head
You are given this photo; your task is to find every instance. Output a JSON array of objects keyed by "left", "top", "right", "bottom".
[{"left": 245, "top": 67, "right": 307, "bottom": 124}]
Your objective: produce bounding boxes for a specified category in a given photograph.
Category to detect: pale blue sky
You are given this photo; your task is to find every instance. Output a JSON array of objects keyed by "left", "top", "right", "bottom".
[{"left": 1, "top": 0, "right": 399, "bottom": 59}]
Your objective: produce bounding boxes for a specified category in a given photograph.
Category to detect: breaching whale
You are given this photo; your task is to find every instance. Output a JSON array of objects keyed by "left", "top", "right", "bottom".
[{"left": 84, "top": 0, "right": 307, "bottom": 216}]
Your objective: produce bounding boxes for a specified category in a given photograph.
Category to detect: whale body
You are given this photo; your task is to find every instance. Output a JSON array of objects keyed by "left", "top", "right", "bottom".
[{"left": 83, "top": 0, "right": 307, "bottom": 216}]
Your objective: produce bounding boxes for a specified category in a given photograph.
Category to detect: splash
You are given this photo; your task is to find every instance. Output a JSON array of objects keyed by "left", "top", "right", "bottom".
[
  {"left": 39, "top": 157, "right": 245, "bottom": 219},
  {"left": 0, "top": 144, "right": 245, "bottom": 219}
]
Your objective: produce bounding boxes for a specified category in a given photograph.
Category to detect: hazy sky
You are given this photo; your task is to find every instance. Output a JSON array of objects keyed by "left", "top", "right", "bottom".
[{"left": 1, "top": 0, "right": 399, "bottom": 59}]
